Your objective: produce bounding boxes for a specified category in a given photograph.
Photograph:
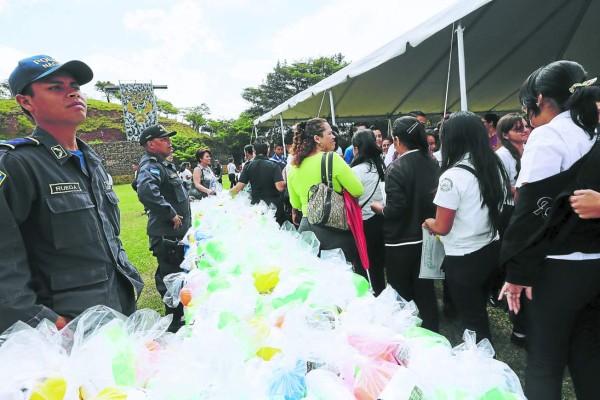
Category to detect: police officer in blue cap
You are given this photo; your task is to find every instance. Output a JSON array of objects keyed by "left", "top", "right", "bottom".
[
  {"left": 0, "top": 55, "right": 144, "bottom": 332},
  {"left": 136, "top": 124, "right": 191, "bottom": 332}
]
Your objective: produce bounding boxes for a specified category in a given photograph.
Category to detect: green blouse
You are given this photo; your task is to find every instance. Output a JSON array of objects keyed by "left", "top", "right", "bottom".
[{"left": 288, "top": 151, "right": 364, "bottom": 214}]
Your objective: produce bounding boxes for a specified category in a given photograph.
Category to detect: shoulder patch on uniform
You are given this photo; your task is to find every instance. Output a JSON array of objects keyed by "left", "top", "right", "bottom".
[
  {"left": 0, "top": 137, "right": 40, "bottom": 150},
  {"left": 440, "top": 178, "right": 453, "bottom": 192},
  {"left": 149, "top": 168, "right": 161, "bottom": 176},
  {"left": 0, "top": 170, "right": 6, "bottom": 187}
]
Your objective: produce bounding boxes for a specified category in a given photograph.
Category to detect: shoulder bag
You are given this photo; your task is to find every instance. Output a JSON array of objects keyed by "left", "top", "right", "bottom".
[{"left": 306, "top": 152, "right": 349, "bottom": 231}]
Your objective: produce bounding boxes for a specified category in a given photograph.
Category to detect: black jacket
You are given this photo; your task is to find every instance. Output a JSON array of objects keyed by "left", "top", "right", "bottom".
[
  {"left": 0, "top": 127, "right": 144, "bottom": 332},
  {"left": 136, "top": 152, "right": 191, "bottom": 237},
  {"left": 501, "top": 140, "right": 600, "bottom": 286},
  {"left": 382, "top": 150, "right": 439, "bottom": 245}
]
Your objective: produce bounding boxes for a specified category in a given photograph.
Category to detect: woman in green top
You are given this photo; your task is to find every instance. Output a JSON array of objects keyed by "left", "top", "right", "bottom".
[{"left": 288, "top": 118, "right": 364, "bottom": 265}]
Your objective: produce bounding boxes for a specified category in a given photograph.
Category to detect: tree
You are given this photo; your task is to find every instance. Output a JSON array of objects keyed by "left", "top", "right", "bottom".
[
  {"left": 94, "top": 81, "right": 120, "bottom": 103},
  {"left": 0, "top": 80, "right": 11, "bottom": 99},
  {"left": 156, "top": 99, "right": 179, "bottom": 119},
  {"left": 241, "top": 54, "right": 348, "bottom": 118},
  {"left": 182, "top": 103, "right": 211, "bottom": 133}
]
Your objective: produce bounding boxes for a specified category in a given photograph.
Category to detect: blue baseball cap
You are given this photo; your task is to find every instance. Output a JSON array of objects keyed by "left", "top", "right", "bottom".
[{"left": 8, "top": 55, "right": 93, "bottom": 96}]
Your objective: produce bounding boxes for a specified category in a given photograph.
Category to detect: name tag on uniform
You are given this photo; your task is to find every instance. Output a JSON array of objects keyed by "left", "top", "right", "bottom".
[
  {"left": 169, "top": 173, "right": 178, "bottom": 179},
  {"left": 50, "top": 182, "right": 82, "bottom": 194}
]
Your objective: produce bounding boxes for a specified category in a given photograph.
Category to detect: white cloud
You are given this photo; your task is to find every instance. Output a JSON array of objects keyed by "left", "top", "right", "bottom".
[
  {"left": 123, "top": 1, "right": 222, "bottom": 56},
  {"left": 2, "top": 0, "right": 457, "bottom": 119},
  {"left": 0, "top": 46, "right": 28, "bottom": 79}
]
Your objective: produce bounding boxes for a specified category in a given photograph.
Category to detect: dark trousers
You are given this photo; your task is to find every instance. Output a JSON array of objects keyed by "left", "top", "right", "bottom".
[
  {"left": 357, "top": 214, "right": 386, "bottom": 295},
  {"left": 386, "top": 243, "right": 439, "bottom": 332},
  {"left": 298, "top": 218, "right": 359, "bottom": 266},
  {"left": 524, "top": 258, "right": 600, "bottom": 400},
  {"left": 443, "top": 240, "right": 499, "bottom": 342},
  {"left": 254, "top": 196, "right": 285, "bottom": 226},
  {"left": 150, "top": 236, "right": 185, "bottom": 332},
  {"left": 228, "top": 173, "right": 236, "bottom": 189}
]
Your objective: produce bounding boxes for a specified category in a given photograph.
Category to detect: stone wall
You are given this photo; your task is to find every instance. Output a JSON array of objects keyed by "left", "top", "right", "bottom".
[
  {"left": 88, "top": 141, "right": 235, "bottom": 178},
  {"left": 89, "top": 141, "right": 144, "bottom": 177}
]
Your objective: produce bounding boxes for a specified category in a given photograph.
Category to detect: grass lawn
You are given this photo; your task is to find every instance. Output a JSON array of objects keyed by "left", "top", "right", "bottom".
[
  {"left": 115, "top": 184, "right": 164, "bottom": 312},
  {"left": 114, "top": 183, "right": 575, "bottom": 399}
]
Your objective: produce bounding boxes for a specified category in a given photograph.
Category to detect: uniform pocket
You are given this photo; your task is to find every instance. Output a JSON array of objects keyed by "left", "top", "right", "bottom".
[
  {"left": 105, "top": 189, "right": 119, "bottom": 204},
  {"left": 45, "top": 192, "right": 98, "bottom": 250},
  {"left": 50, "top": 265, "right": 110, "bottom": 318},
  {"left": 170, "top": 178, "right": 188, "bottom": 202}
]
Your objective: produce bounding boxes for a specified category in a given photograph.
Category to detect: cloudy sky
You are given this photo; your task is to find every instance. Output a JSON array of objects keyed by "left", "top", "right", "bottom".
[{"left": 1, "top": 0, "right": 457, "bottom": 119}]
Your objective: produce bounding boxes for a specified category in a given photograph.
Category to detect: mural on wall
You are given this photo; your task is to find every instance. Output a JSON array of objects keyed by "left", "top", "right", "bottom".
[{"left": 119, "top": 82, "right": 158, "bottom": 142}]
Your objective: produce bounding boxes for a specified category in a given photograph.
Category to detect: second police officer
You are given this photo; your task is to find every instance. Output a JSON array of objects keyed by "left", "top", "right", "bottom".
[{"left": 136, "top": 125, "right": 191, "bottom": 332}]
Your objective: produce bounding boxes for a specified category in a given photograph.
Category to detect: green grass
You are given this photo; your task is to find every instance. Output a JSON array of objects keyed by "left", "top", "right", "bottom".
[
  {"left": 114, "top": 183, "right": 575, "bottom": 399},
  {"left": 114, "top": 184, "right": 164, "bottom": 312}
]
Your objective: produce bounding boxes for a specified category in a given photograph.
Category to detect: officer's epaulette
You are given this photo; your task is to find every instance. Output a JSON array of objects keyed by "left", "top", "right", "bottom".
[
  {"left": 0, "top": 137, "right": 40, "bottom": 150},
  {"left": 148, "top": 156, "right": 158, "bottom": 162}
]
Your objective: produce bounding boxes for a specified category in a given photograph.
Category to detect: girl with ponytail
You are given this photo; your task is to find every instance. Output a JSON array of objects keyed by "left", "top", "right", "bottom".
[
  {"left": 500, "top": 60, "right": 600, "bottom": 400},
  {"left": 371, "top": 116, "right": 440, "bottom": 331}
]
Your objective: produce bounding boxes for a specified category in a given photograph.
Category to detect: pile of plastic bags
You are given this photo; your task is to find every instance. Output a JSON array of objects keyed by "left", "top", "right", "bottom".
[{"left": 0, "top": 193, "right": 525, "bottom": 399}]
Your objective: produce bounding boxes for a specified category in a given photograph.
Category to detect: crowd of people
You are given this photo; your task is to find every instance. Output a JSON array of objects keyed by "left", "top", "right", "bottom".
[{"left": 1, "top": 52, "right": 599, "bottom": 400}]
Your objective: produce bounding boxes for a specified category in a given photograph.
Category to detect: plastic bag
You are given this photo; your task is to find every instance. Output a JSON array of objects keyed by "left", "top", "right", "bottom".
[{"left": 419, "top": 228, "right": 445, "bottom": 279}]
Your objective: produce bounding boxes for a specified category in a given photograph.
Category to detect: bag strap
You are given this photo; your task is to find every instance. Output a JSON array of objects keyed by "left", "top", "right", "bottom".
[
  {"left": 454, "top": 163, "right": 476, "bottom": 176},
  {"left": 326, "top": 152, "right": 334, "bottom": 188},
  {"left": 320, "top": 152, "right": 328, "bottom": 185},
  {"left": 360, "top": 177, "right": 379, "bottom": 209}
]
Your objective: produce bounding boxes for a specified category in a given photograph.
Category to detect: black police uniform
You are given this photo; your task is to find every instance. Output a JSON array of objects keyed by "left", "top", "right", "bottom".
[
  {"left": 136, "top": 152, "right": 191, "bottom": 331},
  {"left": 238, "top": 156, "right": 285, "bottom": 224},
  {"left": 0, "top": 127, "right": 144, "bottom": 333}
]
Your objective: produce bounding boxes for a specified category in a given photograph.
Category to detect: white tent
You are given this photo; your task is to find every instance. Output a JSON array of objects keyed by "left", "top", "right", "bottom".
[{"left": 254, "top": 0, "right": 600, "bottom": 125}]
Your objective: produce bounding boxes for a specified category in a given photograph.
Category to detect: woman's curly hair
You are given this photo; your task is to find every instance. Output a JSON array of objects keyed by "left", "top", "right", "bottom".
[{"left": 291, "top": 118, "right": 326, "bottom": 167}]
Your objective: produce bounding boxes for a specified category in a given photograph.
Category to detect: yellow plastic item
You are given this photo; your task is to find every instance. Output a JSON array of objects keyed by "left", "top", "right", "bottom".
[
  {"left": 91, "top": 387, "right": 127, "bottom": 399},
  {"left": 252, "top": 267, "right": 281, "bottom": 293},
  {"left": 30, "top": 377, "right": 67, "bottom": 400},
  {"left": 256, "top": 346, "right": 282, "bottom": 361}
]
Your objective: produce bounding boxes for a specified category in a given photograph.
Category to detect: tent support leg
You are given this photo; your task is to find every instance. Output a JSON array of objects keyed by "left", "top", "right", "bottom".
[
  {"left": 279, "top": 114, "right": 286, "bottom": 158},
  {"left": 329, "top": 90, "right": 336, "bottom": 126},
  {"left": 456, "top": 23, "right": 468, "bottom": 111}
]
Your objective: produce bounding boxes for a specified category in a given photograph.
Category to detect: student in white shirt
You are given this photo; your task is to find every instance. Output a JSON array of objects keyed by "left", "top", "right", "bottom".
[
  {"left": 499, "top": 60, "right": 600, "bottom": 400},
  {"left": 226, "top": 158, "right": 237, "bottom": 189},
  {"left": 491, "top": 113, "right": 531, "bottom": 345},
  {"left": 350, "top": 129, "right": 386, "bottom": 295},
  {"left": 178, "top": 162, "right": 193, "bottom": 191},
  {"left": 422, "top": 111, "right": 510, "bottom": 343}
]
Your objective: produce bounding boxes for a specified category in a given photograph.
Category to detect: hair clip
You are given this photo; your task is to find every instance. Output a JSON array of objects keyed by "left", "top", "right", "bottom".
[
  {"left": 569, "top": 77, "right": 597, "bottom": 94},
  {"left": 406, "top": 121, "right": 420, "bottom": 134}
]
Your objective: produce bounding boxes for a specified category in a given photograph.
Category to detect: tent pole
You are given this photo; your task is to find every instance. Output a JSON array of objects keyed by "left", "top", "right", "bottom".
[
  {"left": 456, "top": 23, "right": 468, "bottom": 111},
  {"left": 279, "top": 114, "right": 286, "bottom": 158},
  {"left": 329, "top": 90, "right": 337, "bottom": 126}
]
